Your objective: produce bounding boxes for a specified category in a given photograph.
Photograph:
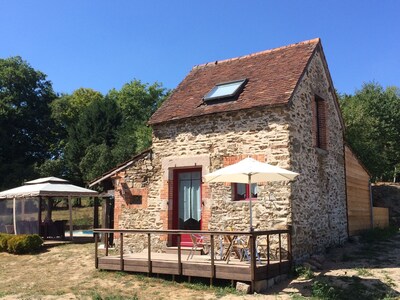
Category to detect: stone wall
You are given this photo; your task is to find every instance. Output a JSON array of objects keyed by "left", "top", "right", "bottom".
[
  {"left": 114, "top": 49, "right": 348, "bottom": 260},
  {"left": 112, "top": 150, "right": 166, "bottom": 253},
  {"left": 116, "top": 106, "right": 294, "bottom": 253},
  {"left": 152, "top": 105, "right": 293, "bottom": 234},
  {"left": 288, "top": 50, "right": 348, "bottom": 260}
]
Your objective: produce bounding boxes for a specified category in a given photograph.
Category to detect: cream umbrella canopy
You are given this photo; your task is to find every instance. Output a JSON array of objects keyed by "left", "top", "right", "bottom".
[{"left": 203, "top": 157, "right": 299, "bottom": 231}]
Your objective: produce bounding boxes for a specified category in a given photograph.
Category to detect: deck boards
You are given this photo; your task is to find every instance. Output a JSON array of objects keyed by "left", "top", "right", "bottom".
[{"left": 97, "top": 252, "right": 289, "bottom": 282}]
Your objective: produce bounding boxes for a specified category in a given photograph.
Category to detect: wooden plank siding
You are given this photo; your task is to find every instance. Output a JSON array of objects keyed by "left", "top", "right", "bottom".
[
  {"left": 373, "top": 207, "right": 389, "bottom": 228},
  {"left": 345, "top": 146, "right": 372, "bottom": 235}
]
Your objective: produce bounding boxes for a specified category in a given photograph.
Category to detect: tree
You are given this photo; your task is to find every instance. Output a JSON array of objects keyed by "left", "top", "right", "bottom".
[
  {"left": 36, "top": 88, "right": 105, "bottom": 180},
  {"left": 107, "top": 80, "right": 168, "bottom": 162},
  {"left": 44, "top": 80, "right": 168, "bottom": 185},
  {"left": 340, "top": 82, "right": 400, "bottom": 181},
  {"left": 65, "top": 96, "right": 122, "bottom": 184},
  {"left": 51, "top": 88, "right": 103, "bottom": 128},
  {"left": 0, "top": 56, "right": 57, "bottom": 189}
]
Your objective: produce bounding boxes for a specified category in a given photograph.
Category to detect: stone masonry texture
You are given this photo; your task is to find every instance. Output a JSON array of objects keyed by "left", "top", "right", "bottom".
[{"left": 113, "top": 48, "right": 348, "bottom": 261}]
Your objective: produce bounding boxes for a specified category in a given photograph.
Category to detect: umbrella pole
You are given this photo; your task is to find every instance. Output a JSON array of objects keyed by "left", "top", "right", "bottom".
[{"left": 249, "top": 174, "right": 253, "bottom": 231}]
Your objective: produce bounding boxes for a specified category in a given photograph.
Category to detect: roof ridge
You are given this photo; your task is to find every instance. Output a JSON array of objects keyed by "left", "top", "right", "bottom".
[{"left": 193, "top": 38, "right": 320, "bottom": 70}]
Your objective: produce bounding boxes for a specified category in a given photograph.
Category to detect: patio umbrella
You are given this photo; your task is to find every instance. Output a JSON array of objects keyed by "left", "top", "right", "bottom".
[{"left": 203, "top": 157, "right": 299, "bottom": 231}]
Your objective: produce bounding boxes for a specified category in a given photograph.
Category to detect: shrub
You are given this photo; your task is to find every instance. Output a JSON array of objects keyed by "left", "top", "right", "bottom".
[
  {"left": 0, "top": 233, "right": 13, "bottom": 252},
  {"left": 311, "top": 280, "right": 342, "bottom": 299},
  {"left": 293, "top": 265, "right": 315, "bottom": 279},
  {"left": 6, "top": 234, "right": 43, "bottom": 254}
]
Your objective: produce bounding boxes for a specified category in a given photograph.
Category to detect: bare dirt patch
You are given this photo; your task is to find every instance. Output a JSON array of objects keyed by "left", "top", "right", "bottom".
[{"left": 269, "top": 230, "right": 400, "bottom": 299}]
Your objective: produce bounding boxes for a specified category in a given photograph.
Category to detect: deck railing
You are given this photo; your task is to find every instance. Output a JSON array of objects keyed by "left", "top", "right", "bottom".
[{"left": 93, "top": 228, "right": 292, "bottom": 293}]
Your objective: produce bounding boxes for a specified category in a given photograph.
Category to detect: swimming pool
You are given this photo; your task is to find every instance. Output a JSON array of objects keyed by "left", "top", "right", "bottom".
[{"left": 64, "top": 229, "right": 93, "bottom": 237}]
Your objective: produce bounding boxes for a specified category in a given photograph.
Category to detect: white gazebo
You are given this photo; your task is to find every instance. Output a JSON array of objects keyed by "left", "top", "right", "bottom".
[{"left": 0, "top": 177, "right": 98, "bottom": 240}]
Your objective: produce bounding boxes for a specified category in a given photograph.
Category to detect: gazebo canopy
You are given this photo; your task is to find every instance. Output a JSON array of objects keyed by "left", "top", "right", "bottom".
[
  {"left": 0, "top": 177, "right": 98, "bottom": 199},
  {"left": 0, "top": 177, "right": 98, "bottom": 238}
]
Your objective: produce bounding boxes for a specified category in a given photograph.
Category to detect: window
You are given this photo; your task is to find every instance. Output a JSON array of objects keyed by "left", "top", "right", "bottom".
[
  {"left": 127, "top": 195, "right": 142, "bottom": 205},
  {"left": 234, "top": 183, "right": 258, "bottom": 201},
  {"left": 204, "top": 79, "right": 247, "bottom": 102},
  {"left": 314, "top": 96, "right": 327, "bottom": 150}
]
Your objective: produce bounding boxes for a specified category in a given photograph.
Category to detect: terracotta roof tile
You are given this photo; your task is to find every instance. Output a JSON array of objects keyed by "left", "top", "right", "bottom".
[{"left": 149, "top": 38, "right": 320, "bottom": 125}]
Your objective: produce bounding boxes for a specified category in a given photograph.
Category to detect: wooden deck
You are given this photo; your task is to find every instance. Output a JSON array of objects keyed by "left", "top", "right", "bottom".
[
  {"left": 98, "top": 252, "right": 290, "bottom": 282},
  {"left": 94, "top": 228, "right": 292, "bottom": 292}
]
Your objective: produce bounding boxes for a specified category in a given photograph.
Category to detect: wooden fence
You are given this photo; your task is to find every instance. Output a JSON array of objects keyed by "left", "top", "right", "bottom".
[
  {"left": 345, "top": 146, "right": 373, "bottom": 235},
  {"left": 373, "top": 207, "right": 389, "bottom": 228}
]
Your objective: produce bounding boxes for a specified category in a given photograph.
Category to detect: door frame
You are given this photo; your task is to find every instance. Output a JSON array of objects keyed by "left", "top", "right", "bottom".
[{"left": 172, "top": 168, "right": 202, "bottom": 245}]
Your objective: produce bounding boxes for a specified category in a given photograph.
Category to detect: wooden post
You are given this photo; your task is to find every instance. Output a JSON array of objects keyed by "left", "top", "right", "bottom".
[
  {"left": 120, "top": 233, "right": 124, "bottom": 271},
  {"left": 210, "top": 234, "right": 215, "bottom": 287},
  {"left": 93, "top": 197, "right": 99, "bottom": 229},
  {"left": 177, "top": 234, "right": 182, "bottom": 276},
  {"left": 68, "top": 196, "right": 73, "bottom": 241},
  {"left": 267, "top": 234, "right": 270, "bottom": 278},
  {"left": 278, "top": 233, "right": 282, "bottom": 275},
  {"left": 47, "top": 198, "right": 53, "bottom": 221},
  {"left": 147, "top": 233, "right": 152, "bottom": 275},
  {"left": 105, "top": 233, "right": 109, "bottom": 256},
  {"left": 250, "top": 233, "right": 256, "bottom": 293},
  {"left": 287, "top": 231, "right": 292, "bottom": 267},
  {"left": 95, "top": 233, "right": 99, "bottom": 269},
  {"left": 38, "top": 197, "right": 42, "bottom": 235}
]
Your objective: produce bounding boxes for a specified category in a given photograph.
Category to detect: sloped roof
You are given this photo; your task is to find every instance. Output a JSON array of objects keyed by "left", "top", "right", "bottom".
[
  {"left": 88, "top": 149, "right": 152, "bottom": 187},
  {"left": 0, "top": 177, "right": 98, "bottom": 199},
  {"left": 149, "top": 38, "right": 320, "bottom": 125}
]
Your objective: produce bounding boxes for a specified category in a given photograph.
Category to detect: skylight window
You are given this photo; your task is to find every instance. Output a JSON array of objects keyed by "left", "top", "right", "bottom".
[{"left": 204, "top": 79, "right": 247, "bottom": 102}]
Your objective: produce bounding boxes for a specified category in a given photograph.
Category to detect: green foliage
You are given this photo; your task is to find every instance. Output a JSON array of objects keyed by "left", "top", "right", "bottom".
[
  {"left": 0, "top": 56, "right": 57, "bottom": 189},
  {"left": 34, "top": 158, "right": 67, "bottom": 179},
  {"left": 51, "top": 88, "right": 103, "bottom": 127},
  {"left": 109, "top": 80, "right": 168, "bottom": 162},
  {"left": 73, "top": 214, "right": 93, "bottom": 230},
  {"left": 1, "top": 56, "right": 168, "bottom": 187},
  {"left": 182, "top": 280, "right": 240, "bottom": 297},
  {"left": 360, "top": 226, "right": 398, "bottom": 243},
  {"left": 91, "top": 292, "right": 139, "bottom": 300},
  {"left": 0, "top": 233, "right": 13, "bottom": 251},
  {"left": 1, "top": 234, "right": 43, "bottom": 254},
  {"left": 339, "top": 83, "right": 400, "bottom": 181},
  {"left": 355, "top": 268, "right": 373, "bottom": 277},
  {"left": 311, "top": 279, "right": 342, "bottom": 299},
  {"left": 65, "top": 97, "right": 122, "bottom": 184},
  {"left": 293, "top": 265, "right": 315, "bottom": 279}
]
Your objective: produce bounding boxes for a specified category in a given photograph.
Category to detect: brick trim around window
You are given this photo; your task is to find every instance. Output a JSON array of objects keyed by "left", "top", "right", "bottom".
[{"left": 233, "top": 183, "right": 258, "bottom": 201}]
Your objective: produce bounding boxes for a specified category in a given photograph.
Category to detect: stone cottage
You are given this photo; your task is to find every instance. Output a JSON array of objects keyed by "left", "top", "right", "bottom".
[{"left": 91, "top": 38, "right": 349, "bottom": 261}]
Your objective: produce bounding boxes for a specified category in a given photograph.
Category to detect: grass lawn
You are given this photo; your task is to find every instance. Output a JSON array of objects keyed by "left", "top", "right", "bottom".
[
  {"left": 0, "top": 243, "right": 241, "bottom": 300},
  {"left": 0, "top": 228, "right": 399, "bottom": 299},
  {"left": 46, "top": 198, "right": 102, "bottom": 230}
]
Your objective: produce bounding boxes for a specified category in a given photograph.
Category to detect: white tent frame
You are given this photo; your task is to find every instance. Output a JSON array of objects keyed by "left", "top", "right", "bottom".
[{"left": 0, "top": 177, "right": 98, "bottom": 240}]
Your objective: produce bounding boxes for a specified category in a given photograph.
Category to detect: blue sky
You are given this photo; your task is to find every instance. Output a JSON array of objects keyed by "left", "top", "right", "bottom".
[{"left": 1, "top": 1, "right": 399, "bottom": 96}]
